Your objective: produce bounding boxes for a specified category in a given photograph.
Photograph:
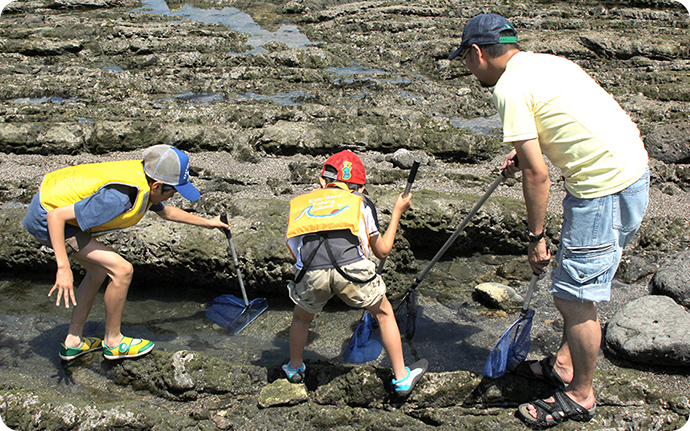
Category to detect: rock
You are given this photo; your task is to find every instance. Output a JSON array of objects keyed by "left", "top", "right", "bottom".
[
  {"left": 0, "top": 188, "right": 532, "bottom": 298},
  {"left": 1, "top": 0, "right": 690, "bottom": 429},
  {"left": 386, "top": 148, "right": 429, "bottom": 169},
  {"left": 650, "top": 251, "right": 690, "bottom": 307},
  {"left": 473, "top": 282, "right": 523, "bottom": 310},
  {"left": 313, "top": 365, "right": 389, "bottom": 407},
  {"left": 616, "top": 253, "right": 659, "bottom": 284},
  {"left": 258, "top": 379, "right": 308, "bottom": 408},
  {"left": 1, "top": 292, "right": 689, "bottom": 430},
  {"left": 109, "top": 350, "right": 268, "bottom": 401},
  {"left": 605, "top": 295, "right": 690, "bottom": 367},
  {"left": 644, "top": 122, "right": 690, "bottom": 165}
]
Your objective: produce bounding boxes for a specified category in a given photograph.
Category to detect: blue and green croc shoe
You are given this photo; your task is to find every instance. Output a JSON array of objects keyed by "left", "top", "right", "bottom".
[
  {"left": 103, "top": 336, "right": 154, "bottom": 360},
  {"left": 59, "top": 336, "right": 103, "bottom": 361}
]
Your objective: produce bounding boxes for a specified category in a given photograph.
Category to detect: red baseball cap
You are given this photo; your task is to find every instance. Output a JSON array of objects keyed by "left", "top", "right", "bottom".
[{"left": 321, "top": 150, "right": 366, "bottom": 185}]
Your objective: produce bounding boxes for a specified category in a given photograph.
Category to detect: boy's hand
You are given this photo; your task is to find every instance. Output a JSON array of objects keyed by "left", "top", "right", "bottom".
[
  {"left": 208, "top": 214, "right": 230, "bottom": 232},
  {"left": 49, "top": 266, "right": 76, "bottom": 308},
  {"left": 393, "top": 192, "right": 412, "bottom": 214}
]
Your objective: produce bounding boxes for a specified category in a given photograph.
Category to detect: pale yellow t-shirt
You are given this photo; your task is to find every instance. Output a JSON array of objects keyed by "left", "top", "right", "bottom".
[{"left": 493, "top": 51, "right": 648, "bottom": 198}]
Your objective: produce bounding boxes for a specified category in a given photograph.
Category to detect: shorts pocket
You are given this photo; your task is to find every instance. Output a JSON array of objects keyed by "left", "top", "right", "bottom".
[{"left": 560, "top": 242, "right": 616, "bottom": 284}]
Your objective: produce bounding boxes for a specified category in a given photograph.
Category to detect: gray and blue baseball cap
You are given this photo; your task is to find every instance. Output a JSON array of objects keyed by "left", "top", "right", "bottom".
[
  {"left": 143, "top": 145, "right": 200, "bottom": 201},
  {"left": 448, "top": 13, "right": 517, "bottom": 60}
]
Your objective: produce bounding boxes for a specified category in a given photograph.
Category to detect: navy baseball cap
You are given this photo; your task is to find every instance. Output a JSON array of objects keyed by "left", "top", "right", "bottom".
[{"left": 448, "top": 13, "right": 517, "bottom": 60}]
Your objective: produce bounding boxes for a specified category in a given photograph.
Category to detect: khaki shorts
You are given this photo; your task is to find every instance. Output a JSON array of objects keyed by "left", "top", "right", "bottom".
[
  {"left": 287, "top": 259, "right": 386, "bottom": 314},
  {"left": 38, "top": 230, "right": 92, "bottom": 255}
]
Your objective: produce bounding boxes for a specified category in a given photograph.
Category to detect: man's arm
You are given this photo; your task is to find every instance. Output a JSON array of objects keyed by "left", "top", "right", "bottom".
[
  {"left": 512, "top": 138, "right": 552, "bottom": 274},
  {"left": 154, "top": 205, "right": 228, "bottom": 231}
]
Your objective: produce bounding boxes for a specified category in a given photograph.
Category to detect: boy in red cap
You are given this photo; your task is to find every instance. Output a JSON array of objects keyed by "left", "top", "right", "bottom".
[
  {"left": 284, "top": 149, "right": 427, "bottom": 397},
  {"left": 23, "top": 145, "right": 229, "bottom": 361}
]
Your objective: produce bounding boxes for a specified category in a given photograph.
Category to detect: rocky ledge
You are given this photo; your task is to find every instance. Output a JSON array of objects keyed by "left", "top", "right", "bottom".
[{"left": 1, "top": 0, "right": 689, "bottom": 429}]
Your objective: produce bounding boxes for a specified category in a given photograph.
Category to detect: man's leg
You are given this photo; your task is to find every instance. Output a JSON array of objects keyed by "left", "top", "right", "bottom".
[
  {"left": 71, "top": 239, "right": 134, "bottom": 348},
  {"left": 554, "top": 296, "right": 599, "bottom": 408},
  {"left": 289, "top": 305, "right": 314, "bottom": 369},
  {"left": 527, "top": 329, "right": 574, "bottom": 384},
  {"left": 525, "top": 297, "right": 598, "bottom": 420},
  {"left": 367, "top": 296, "right": 406, "bottom": 380}
]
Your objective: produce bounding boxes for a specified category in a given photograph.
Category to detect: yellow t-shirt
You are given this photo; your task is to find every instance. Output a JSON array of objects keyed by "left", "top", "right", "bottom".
[{"left": 493, "top": 51, "right": 648, "bottom": 198}]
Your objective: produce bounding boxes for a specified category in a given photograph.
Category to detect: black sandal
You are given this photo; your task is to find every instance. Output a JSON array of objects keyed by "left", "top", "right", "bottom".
[
  {"left": 517, "top": 388, "right": 596, "bottom": 427},
  {"left": 512, "top": 355, "right": 566, "bottom": 389}
]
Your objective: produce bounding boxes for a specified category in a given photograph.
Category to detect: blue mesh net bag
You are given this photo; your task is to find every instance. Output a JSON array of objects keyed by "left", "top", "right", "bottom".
[
  {"left": 343, "top": 312, "right": 383, "bottom": 363},
  {"left": 482, "top": 309, "right": 535, "bottom": 378}
]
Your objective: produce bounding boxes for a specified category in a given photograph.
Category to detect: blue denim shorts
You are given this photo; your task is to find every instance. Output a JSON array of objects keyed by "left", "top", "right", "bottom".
[{"left": 551, "top": 169, "right": 649, "bottom": 303}]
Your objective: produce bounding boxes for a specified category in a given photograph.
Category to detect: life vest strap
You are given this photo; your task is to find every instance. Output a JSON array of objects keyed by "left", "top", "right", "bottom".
[{"left": 294, "top": 232, "right": 377, "bottom": 285}]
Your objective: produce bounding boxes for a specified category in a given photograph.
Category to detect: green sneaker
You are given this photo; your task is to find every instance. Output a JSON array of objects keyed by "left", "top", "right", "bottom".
[
  {"left": 103, "top": 336, "right": 154, "bottom": 360},
  {"left": 59, "top": 336, "right": 103, "bottom": 361}
]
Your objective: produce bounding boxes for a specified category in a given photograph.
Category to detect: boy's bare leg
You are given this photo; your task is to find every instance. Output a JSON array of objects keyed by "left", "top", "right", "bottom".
[
  {"left": 367, "top": 296, "right": 406, "bottom": 380},
  {"left": 71, "top": 240, "right": 134, "bottom": 348},
  {"left": 62, "top": 259, "right": 107, "bottom": 348},
  {"left": 289, "top": 305, "right": 314, "bottom": 368}
]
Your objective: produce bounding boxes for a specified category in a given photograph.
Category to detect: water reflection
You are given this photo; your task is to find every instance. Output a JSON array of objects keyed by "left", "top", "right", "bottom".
[
  {"left": 170, "top": 90, "right": 316, "bottom": 106},
  {"left": 450, "top": 113, "right": 502, "bottom": 136},
  {"left": 0, "top": 271, "right": 527, "bottom": 374},
  {"left": 12, "top": 96, "right": 82, "bottom": 105},
  {"left": 327, "top": 66, "right": 387, "bottom": 76},
  {"left": 129, "top": 0, "right": 313, "bottom": 54},
  {"left": 237, "top": 90, "right": 316, "bottom": 106}
]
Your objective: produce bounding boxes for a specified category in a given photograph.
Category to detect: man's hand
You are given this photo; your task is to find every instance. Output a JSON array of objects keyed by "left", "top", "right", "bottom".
[
  {"left": 500, "top": 149, "right": 520, "bottom": 178},
  {"left": 528, "top": 239, "right": 551, "bottom": 275}
]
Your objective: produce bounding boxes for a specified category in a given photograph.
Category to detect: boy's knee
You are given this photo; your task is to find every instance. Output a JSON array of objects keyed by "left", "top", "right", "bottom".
[
  {"left": 293, "top": 306, "right": 315, "bottom": 324},
  {"left": 367, "top": 296, "right": 392, "bottom": 316},
  {"left": 112, "top": 261, "right": 134, "bottom": 282}
]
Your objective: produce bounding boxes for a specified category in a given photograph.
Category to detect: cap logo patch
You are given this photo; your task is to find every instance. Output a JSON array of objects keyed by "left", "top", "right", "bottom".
[{"left": 342, "top": 161, "right": 353, "bottom": 180}]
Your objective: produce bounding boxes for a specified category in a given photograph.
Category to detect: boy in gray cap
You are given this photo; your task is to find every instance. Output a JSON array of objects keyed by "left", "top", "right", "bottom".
[
  {"left": 23, "top": 145, "right": 228, "bottom": 361},
  {"left": 450, "top": 13, "right": 648, "bottom": 427}
]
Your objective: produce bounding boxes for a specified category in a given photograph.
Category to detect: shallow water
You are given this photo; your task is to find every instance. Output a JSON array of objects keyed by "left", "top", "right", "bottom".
[
  {"left": 2, "top": 260, "right": 690, "bottom": 399},
  {"left": 0, "top": 265, "right": 536, "bottom": 374},
  {"left": 129, "top": 0, "right": 313, "bottom": 55}
]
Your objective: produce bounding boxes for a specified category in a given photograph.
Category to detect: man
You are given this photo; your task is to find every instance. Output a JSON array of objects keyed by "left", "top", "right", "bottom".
[
  {"left": 24, "top": 145, "right": 228, "bottom": 360},
  {"left": 449, "top": 13, "right": 649, "bottom": 427}
]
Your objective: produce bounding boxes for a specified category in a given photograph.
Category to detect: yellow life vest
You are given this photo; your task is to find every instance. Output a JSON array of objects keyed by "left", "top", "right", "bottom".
[
  {"left": 286, "top": 183, "right": 363, "bottom": 240},
  {"left": 40, "top": 160, "right": 152, "bottom": 236}
]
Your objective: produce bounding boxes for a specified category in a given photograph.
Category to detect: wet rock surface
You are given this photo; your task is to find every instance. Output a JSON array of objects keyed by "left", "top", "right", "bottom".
[
  {"left": 650, "top": 250, "right": 690, "bottom": 307},
  {"left": 1, "top": 0, "right": 690, "bottom": 429},
  {"left": 605, "top": 295, "right": 690, "bottom": 368}
]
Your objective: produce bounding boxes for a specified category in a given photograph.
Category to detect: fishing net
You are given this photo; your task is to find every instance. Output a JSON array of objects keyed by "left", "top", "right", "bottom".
[
  {"left": 482, "top": 309, "right": 535, "bottom": 378},
  {"left": 393, "top": 288, "right": 418, "bottom": 341},
  {"left": 342, "top": 312, "right": 383, "bottom": 363}
]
